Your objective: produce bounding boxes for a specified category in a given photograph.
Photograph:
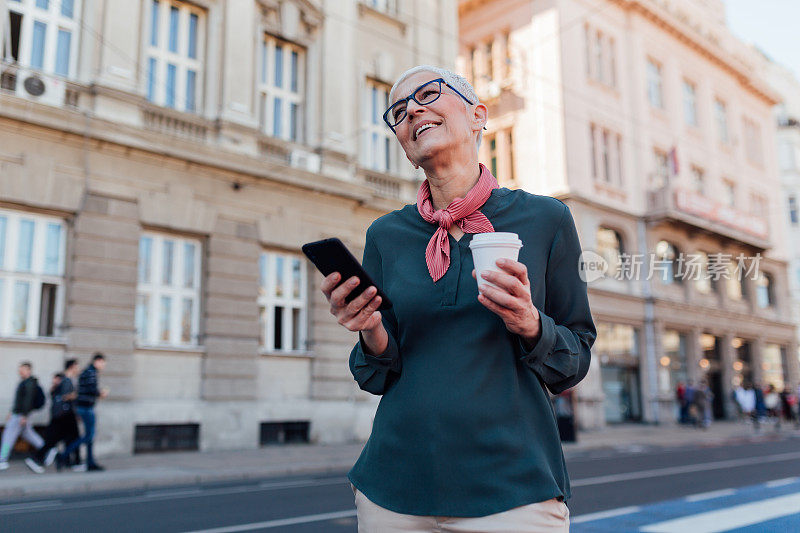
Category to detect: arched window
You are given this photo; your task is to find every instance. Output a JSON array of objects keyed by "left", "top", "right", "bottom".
[
  {"left": 597, "top": 227, "right": 624, "bottom": 278},
  {"left": 654, "top": 240, "right": 681, "bottom": 284},
  {"left": 755, "top": 272, "right": 774, "bottom": 308}
]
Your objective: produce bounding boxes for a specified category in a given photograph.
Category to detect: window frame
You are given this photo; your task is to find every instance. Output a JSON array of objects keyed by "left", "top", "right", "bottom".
[
  {"left": 714, "top": 98, "right": 729, "bottom": 144},
  {"left": 683, "top": 79, "right": 698, "bottom": 127},
  {"left": 363, "top": 79, "right": 394, "bottom": 173},
  {"left": 5, "top": 0, "right": 82, "bottom": 78},
  {"left": 135, "top": 232, "right": 203, "bottom": 348},
  {"left": 258, "top": 33, "right": 304, "bottom": 142},
  {"left": 144, "top": 0, "right": 206, "bottom": 113},
  {"left": 258, "top": 250, "right": 308, "bottom": 354},
  {"left": 0, "top": 208, "right": 66, "bottom": 339},
  {"left": 646, "top": 59, "right": 664, "bottom": 109}
]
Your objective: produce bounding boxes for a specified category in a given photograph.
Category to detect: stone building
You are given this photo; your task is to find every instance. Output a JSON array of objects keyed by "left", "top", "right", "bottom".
[
  {"left": 767, "top": 60, "right": 800, "bottom": 381},
  {"left": 0, "top": 0, "right": 456, "bottom": 455},
  {"left": 459, "top": 0, "right": 798, "bottom": 427}
]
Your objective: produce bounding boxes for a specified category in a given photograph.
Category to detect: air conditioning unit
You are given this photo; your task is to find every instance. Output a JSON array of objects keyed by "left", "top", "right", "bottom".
[
  {"left": 289, "top": 149, "right": 321, "bottom": 174},
  {"left": 12, "top": 68, "right": 66, "bottom": 107}
]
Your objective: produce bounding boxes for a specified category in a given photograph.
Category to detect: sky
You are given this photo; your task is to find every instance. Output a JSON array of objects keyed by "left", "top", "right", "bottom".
[{"left": 724, "top": 0, "right": 800, "bottom": 78}]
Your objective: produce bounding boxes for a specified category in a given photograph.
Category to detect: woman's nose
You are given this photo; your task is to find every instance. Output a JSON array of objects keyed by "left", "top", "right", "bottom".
[{"left": 406, "top": 98, "right": 426, "bottom": 117}]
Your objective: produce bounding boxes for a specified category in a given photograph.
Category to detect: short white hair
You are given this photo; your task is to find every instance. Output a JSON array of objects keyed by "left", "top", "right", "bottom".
[{"left": 389, "top": 65, "right": 483, "bottom": 148}]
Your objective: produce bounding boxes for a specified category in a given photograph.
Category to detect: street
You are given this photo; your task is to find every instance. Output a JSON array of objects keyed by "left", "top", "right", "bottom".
[{"left": 2, "top": 435, "right": 800, "bottom": 532}]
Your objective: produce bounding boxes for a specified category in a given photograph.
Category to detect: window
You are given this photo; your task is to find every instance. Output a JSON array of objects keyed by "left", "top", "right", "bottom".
[
  {"left": 589, "top": 125, "right": 598, "bottom": 179},
  {"left": 654, "top": 240, "right": 680, "bottom": 285},
  {"left": 488, "top": 134, "right": 498, "bottom": 177},
  {"left": 259, "top": 251, "right": 307, "bottom": 352},
  {"left": 789, "top": 195, "right": 799, "bottom": 226},
  {"left": 659, "top": 330, "right": 688, "bottom": 394},
  {"left": 755, "top": 272, "right": 774, "bottom": 308},
  {"left": 743, "top": 117, "right": 763, "bottom": 166},
  {"left": 723, "top": 180, "right": 736, "bottom": 208},
  {"left": 585, "top": 26, "right": 616, "bottom": 87},
  {"left": 694, "top": 251, "right": 712, "bottom": 294},
  {"left": 134, "top": 424, "right": 199, "bottom": 453},
  {"left": 136, "top": 233, "right": 201, "bottom": 346},
  {"left": 590, "top": 124, "right": 623, "bottom": 185},
  {"left": 646, "top": 59, "right": 663, "bottom": 109},
  {"left": 0, "top": 209, "right": 65, "bottom": 338},
  {"left": 714, "top": 99, "right": 729, "bottom": 144},
  {"left": 779, "top": 141, "right": 798, "bottom": 171},
  {"left": 145, "top": 0, "right": 205, "bottom": 112},
  {"left": 690, "top": 165, "right": 704, "bottom": 195},
  {"left": 683, "top": 80, "right": 697, "bottom": 127},
  {"left": 726, "top": 260, "right": 742, "bottom": 301},
  {"left": 363, "top": 80, "right": 393, "bottom": 172},
  {"left": 259, "top": 35, "right": 303, "bottom": 142},
  {"left": 4, "top": 0, "right": 80, "bottom": 77},
  {"left": 750, "top": 193, "right": 767, "bottom": 218},
  {"left": 597, "top": 227, "right": 623, "bottom": 278},
  {"left": 364, "top": 0, "right": 397, "bottom": 14},
  {"left": 615, "top": 134, "right": 623, "bottom": 185},
  {"left": 260, "top": 420, "right": 310, "bottom": 445},
  {"left": 652, "top": 149, "right": 669, "bottom": 188}
]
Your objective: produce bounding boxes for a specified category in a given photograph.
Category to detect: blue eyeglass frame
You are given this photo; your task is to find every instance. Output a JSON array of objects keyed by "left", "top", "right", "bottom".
[{"left": 383, "top": 78, "right": 476, "bottom": 133}]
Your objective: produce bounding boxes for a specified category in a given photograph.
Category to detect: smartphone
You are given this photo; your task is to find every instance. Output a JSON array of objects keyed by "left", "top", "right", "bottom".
[{"left": 302, "top": 238, "right": 393, "bottom": 310}]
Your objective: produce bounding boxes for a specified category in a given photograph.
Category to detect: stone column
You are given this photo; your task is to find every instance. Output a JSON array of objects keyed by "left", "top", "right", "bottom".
[
  {"left": 687, "top": 327, "right": 703, "bottom": 383},
  {"left": 202, "top": 218, "right": 260, "bottom": 402},
  {"left": 752, "top": 337, "right": 765, "bottom": 385},
  {"left": 66, "top": 193, "right": 139, "bottom": 454},
  {"left": 786, "top": 341, "right": 800, "bottom": 390},
  {"left": 720, "top": 333, "right": 736, "bottom": 419}
]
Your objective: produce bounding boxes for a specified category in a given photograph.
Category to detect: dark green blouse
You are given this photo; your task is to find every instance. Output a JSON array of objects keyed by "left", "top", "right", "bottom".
[{"left": 347, "top": 188, "right": 596, "bottom": 517}]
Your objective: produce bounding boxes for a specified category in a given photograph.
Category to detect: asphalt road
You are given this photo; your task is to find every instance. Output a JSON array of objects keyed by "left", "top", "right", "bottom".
[{"left": 3, "top": 435, "right": 800, "bottom": 532}]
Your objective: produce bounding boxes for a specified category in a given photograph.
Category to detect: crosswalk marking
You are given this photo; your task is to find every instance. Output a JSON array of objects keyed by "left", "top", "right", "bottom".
[
  {"left": 639, "top": 492, "right": 800, "bottom": 533},
  {"left": 570, "top": 505, "right": 641, "bottom": 524},
  {"left": 683, "top": 488, "right": 736, "bottom": 502}
]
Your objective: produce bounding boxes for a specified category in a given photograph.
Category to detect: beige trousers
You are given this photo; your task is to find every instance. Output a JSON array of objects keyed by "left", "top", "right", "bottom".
[{"left": 352, "top": 485, "right": 570, "bottom": 533}]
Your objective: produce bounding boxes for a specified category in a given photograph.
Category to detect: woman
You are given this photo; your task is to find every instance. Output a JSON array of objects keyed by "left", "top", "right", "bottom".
[{"left": 321, "top": 66, "right": 595, "bottom": 531}]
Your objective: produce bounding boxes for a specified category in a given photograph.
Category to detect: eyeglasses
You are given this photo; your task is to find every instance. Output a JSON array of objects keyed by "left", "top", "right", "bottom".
[{"left": 383, "top": 78, "right": 475, "bottom": 133}]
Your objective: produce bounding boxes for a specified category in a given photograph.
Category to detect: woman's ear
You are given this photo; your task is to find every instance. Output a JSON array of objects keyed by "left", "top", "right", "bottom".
[{"left": 472, "top": 103, "right": 488, "bottom": 133}]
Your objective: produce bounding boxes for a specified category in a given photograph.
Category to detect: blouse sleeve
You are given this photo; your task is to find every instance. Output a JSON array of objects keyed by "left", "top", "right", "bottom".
[
  {"left": 519, "top": 204, "right": 596, "bottom": 395},
  {"left": 348, "top": 228, "right": 402, "bottom": 395}
]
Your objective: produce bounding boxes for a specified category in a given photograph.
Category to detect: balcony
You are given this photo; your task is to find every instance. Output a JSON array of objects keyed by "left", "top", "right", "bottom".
[{"left": 646, "top": 186, "right": 770, "bottom": 250}]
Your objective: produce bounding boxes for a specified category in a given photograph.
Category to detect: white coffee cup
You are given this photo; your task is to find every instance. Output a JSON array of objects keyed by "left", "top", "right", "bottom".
[{"left": 469, "top": 232, "right": 523, "bottom": 290}]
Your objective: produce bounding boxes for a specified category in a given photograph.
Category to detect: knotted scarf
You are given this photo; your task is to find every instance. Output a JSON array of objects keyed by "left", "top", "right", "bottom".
[{"left": 416, "top": 163, "right": 498, "bottom": 282}]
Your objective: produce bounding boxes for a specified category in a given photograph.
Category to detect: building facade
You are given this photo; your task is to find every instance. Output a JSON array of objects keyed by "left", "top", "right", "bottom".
[
  {"left": 459, "top": 0, "right": 798, "bottom": 427},
  {"left": 767, "top": 60, "right": 800, "bottom": 378},
  {"left": 0, "top": 0, "right": 457, "bottom": 455}
]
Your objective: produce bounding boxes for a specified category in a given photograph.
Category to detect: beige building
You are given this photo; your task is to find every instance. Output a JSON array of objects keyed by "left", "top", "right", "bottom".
[
  {"left": 459, "top": 0, "right": 798, "bottom": 427},
  {"left": 0, "top": 0, "right": 456, "bottom": 455},
  {"left": 767, "top": 60, "right": 800, "bottom": 376}
]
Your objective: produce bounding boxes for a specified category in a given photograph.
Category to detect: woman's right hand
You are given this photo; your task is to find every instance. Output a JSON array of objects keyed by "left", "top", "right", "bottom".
[{"left": 321, "top": 272, "right": 384, "bottom": 333}]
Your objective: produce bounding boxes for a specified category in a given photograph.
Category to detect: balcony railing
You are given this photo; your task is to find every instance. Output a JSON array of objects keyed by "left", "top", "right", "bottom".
[{"left": 647, "top": 186, "right": 770, "bottom": 250}]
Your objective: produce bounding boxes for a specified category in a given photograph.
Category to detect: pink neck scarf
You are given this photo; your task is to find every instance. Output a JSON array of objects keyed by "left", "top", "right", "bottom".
[{"left": 416, "top": 163, "right": 499, "bottom": 282}]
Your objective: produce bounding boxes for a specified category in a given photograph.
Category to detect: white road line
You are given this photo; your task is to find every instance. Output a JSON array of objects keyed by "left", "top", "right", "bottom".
[
  {"left": 684, "top": 488, "right": 736, "bottom": 502},
  {"left": 145, "top": 488, "right": 203, "bottom": 498},
  {"left": 640, "top": 492, "right": 800, "bottom": 533},
  {"left": 181, "top": 509, "right": 358, "bottom": 532},
  {"left": 765, "top": 477, "right": 799, "bottom": 488},
  {"left": 570, "top": 505, "right": 641, "bottom": 524},
  {"left": 0, "top": 500, "right": 62, "bottom": 512},
  {"left": 0, "top": 477, "right": 349, "bottom": 515},
  {"left": 570, "top": 450, "right": 800, "bottom": 486}
]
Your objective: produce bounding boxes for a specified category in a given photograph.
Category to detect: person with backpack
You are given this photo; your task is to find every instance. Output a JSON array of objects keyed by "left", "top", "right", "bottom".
[
  {"left": 24, "top": 359, "right": 82, "bottom": 474},
  {"left": 0, "top": 362, "right": 46, "bottom": 470}
]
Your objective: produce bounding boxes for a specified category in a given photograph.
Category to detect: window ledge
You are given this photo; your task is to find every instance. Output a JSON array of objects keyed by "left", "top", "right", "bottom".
[
  {"left": 135, "top": 344, "right": 205, "bottom": 355},
  {"left": 0, "top": 336, "right": 67, "bottom": 347},
  {"left": 357, "top": 3, "right": 406, "bottom": 34},
  {"left": 260, "top": 349, "right": 314, "bottom": 359}
]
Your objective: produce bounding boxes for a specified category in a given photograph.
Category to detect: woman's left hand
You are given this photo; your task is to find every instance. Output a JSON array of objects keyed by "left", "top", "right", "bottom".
[{"left": 472, "top": 258, "right": 541, "bottom": 345}]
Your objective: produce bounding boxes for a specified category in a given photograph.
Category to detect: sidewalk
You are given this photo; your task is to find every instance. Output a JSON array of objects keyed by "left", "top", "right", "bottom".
[{"left": 0, "top": 420, "right": 794, "bottom": 500}]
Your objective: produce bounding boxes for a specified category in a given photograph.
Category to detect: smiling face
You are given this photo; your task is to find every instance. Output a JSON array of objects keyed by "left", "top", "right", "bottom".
[{"left": 390, "top": 71, "right": 486, "bottom": 168}]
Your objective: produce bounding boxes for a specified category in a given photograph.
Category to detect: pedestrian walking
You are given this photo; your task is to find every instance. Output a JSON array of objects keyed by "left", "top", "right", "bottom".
[
  {"left": 733, "top": 384, "right": 747, "bottom": 422},
  {"left": 694, "top": 380, "right": 713, "bottom": 429},
  {"left": 321, "top": 65, "right": 594, "bottom": 531},
  {"left": 0, "top": 362, "right": 46, "bottom": 470},
  {"left": 676, "top": 382, "right": 688, "bottom": 424},
  {"left": 24, "top": 359, "right": 81, "bottom": 473},
  {"left": 764, "top": 384, "right": 780, "bottom": 430},
  {"left": 685, "top": 381, "right": 697, "bottom": 425},
  {"left": 59, "top": 353, "right": 108, "bottom": 472},
  {"left": 753, "top": 382, "right": 767, "bottom": 432}
]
